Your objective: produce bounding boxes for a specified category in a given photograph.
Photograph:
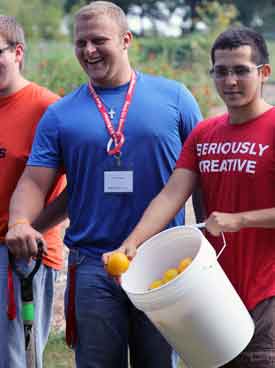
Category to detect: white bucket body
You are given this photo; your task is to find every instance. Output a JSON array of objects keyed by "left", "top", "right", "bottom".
[{"left": 121, "top": 226, "right": 255, "bottom": 368}]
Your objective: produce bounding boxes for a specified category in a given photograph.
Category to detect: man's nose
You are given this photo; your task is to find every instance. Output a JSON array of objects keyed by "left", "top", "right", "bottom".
[
  {"left": 224, "top": 72, "right": 238, "bottom": 84},
  {"left": 85, "top": 41, "right": 96, "bottom": 53}
]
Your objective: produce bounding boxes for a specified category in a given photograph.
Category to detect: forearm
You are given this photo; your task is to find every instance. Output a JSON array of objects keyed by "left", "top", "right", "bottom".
[
  {"left": 33, "top": 209, "right": 68, "bottom": 233},
  {"left": 123, "top": 169, "right": 197, "bottom": 249},
  {"left": 239, "top": 208, "right": 275, "bottom": 228},
  {"left": 206, "top": 207, "right": 275, "bottom": 236},
  {"left": 9, "top": 174, "right": 46, "bottom": 226},
  {"left": 6, "top": 166, "right": 58, "bottom": 258},
  {"left": 125, "top": 192, "right": 184, "bottom": 248},
  {"left": 32, "top": 188, "right": 68, "bottom": 232}
]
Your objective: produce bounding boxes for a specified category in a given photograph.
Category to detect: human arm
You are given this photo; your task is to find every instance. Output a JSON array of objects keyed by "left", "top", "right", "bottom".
[
  {"left": 205, "top": 208, "right": 275, "bottom": 236},
  {"left": 5, "top": 166, "right": 58, "bottom": 258},
  {"left": 102, "top": 168, "right": 198, "bottom": 264},
  {"left": 32, "top": 187, "right": 68, "bottom": 233}
]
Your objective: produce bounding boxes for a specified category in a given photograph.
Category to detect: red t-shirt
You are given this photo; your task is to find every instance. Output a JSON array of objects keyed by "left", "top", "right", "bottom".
[
  {"left": 0, "top": 83, "right": 66, "bottom": 270},
  {"left": 176, "top": 108, "right": 275, "bottom": 310}
]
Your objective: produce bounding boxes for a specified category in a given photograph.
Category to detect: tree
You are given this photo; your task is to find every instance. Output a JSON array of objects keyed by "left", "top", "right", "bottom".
[
  {"left": 0, "top": 0, "right": 64, "bottom": 40},
  {"left": 231, "top": 0, "right": 273, "bottom": 27}
]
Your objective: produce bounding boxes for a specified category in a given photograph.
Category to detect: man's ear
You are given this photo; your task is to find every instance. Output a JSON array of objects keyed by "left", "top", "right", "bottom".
[
  {"left": 261, "top": 63, "right": 271, "bottom": 82},
  {"left": 122, "top": 31, "right": 133, "bottom": 50},
  {"left": 14, "top": 43, "right": 24, "bottom": 65}
]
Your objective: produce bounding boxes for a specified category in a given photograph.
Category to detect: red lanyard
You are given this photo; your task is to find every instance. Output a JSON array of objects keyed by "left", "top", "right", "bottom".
[{"left": 88, "top": 71, "right": 137, "bottom": 156}]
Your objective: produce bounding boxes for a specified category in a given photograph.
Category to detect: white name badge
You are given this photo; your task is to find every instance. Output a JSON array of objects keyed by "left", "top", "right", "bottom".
[{"left": 104, "top": 171, "right": 133, "bottom": 193}]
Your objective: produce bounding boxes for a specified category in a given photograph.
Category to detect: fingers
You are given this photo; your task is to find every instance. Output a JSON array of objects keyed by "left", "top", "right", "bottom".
[
  {"left": 5, "top": 223, "right": 45, "bottom": 259},
  {"left": 101, "top": 245, "right": 130, "bottom": 266},
  {"left": 101, "top": 250, "right": 112, "bottom": 267},
  {"left": 125, "top": 246, "right": 136, "bottom": 260},
  {"left": 205, "top": 212, "right": 223, "bottom": 236},
  {"left": 102, "top": 243, "right": 137, "bottom": 280},
  {"left": 37, "top": 238, "right": 48, "bottom": 256},
  {"left": 205, "top": 211, "right": 242, "bottom": 236}
]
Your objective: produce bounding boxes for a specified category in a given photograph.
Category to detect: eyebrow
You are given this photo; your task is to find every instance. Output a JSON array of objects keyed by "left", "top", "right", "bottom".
[{"left": 214, "top": 64, "right": 251, "bottom": 68}]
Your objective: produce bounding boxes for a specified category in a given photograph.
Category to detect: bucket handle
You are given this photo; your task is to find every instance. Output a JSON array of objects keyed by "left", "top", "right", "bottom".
[{"left": 192, "top": 222, "right": 226, "bottom": 260}]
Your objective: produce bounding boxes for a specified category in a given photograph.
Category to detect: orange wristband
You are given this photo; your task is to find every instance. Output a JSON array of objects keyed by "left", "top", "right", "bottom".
[{"left": 8, "top": 219, "right": 30, "bottom": 230}]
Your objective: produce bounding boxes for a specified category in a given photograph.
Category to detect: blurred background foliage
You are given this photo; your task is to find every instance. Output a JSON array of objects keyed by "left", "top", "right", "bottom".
[
  {"left": 1, "top": 0, "right": 275, "bottom": 117},
  {"left": 1, "top": 1, "right": 274, "bottom": 364},
  {"left": 1, "top": 0, "right": 275, "bottom": 40}
]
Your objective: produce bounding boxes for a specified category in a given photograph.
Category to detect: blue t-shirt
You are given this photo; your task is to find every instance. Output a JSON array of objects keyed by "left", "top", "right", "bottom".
[{"left": 28, "top": 72, "right": 202, "bottom": 256}]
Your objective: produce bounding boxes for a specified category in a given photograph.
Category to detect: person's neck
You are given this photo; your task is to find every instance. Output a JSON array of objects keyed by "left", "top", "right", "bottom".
[
  {"left": 227, "top": 99, "right": 273, "bottom": 125},
  {"left": 0, "top": 76, "right": 30, "bottom": 97},
  {"left": 91, "top": 65, "right": 133, "bottom": 89}
]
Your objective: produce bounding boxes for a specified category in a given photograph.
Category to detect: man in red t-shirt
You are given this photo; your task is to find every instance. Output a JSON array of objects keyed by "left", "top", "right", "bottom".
[
  {"left": 105, "top": 27, "right": 275, "bottom": 367},
  {"left": 0, "top": 16, "right": 65, "bottom": 368}
]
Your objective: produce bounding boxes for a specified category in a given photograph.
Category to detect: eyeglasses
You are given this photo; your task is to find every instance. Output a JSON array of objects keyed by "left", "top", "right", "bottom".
[
  {"left": 0, "top": 45, "right": 12, "bottom": 55},
  {"left": 209, "top": 64, "right": 263, "bottom": 80}
]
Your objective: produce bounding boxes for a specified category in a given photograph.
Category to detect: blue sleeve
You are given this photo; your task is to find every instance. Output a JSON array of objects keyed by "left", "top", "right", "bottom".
[
  {"left": 178, "top": 84, "right": 203, "bottom": 143},
  {"left": 27, "top": 107, "right": 62, "bottom": 169}
]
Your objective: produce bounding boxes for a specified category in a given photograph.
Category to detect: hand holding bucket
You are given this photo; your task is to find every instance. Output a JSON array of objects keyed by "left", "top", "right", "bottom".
[{"left": 193, "top": 222, "right": 227, "bottom": 259}]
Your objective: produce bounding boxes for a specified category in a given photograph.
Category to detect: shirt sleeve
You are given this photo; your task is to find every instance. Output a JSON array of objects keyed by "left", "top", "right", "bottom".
[
  {"left": 178, "top": 84, "right": 203, "bottom": 143},
  {"left": 27, "top": 107, "right": 62, "bottom": 169}
]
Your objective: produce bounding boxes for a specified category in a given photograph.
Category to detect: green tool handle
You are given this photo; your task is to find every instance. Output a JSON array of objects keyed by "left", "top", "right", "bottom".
[{"left": 22, "top": 301, "right": 34, "bottom": 324}]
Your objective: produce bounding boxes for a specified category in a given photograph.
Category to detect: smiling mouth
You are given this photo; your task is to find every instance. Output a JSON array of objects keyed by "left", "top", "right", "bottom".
[
  {"left": 224, "top": 91, "right": 242, "bottom": 95},
  {"left": 86, "top": 57, "right": 103, "bottom": 65}
]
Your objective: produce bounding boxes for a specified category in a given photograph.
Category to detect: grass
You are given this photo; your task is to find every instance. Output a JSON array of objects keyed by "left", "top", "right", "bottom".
[
  {"left": 43, "top": 333, "right": 74, "bottom": 368},
  {"left": 44, "top": 332, "right": 186, "bottom": 367}
]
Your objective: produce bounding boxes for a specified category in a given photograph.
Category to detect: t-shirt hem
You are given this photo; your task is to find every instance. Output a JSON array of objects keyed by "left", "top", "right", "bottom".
[
  {"left": 247, "top": 292, "right": 275, "bottom": 311},
  {"left": 42, "top": 258, "right": 63, "bottom": 271}
]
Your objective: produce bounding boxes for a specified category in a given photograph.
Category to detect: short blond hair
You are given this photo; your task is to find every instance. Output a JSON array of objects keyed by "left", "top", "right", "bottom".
[
  {"left": 0, "top": 15, "right": 25, "bottom": 70},
  {"left": 75, "top": 1, "right": 128, "bottom": 33},
  {"left": 0, "top": 15, "right": 25, "bottom": 48}
]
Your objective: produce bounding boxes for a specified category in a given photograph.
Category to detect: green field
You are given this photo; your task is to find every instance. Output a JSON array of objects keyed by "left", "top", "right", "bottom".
[
  {"left": 44, "top": 333, "right": 74, "bottom": 368},
  {"left": 44, "top": 332, "right": 187, "bottom": 368}
]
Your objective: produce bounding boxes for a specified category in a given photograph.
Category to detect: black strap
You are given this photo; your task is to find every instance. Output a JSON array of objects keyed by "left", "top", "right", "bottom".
[{"left": 8, "top": 240, "right": 43, "bottom": 278}]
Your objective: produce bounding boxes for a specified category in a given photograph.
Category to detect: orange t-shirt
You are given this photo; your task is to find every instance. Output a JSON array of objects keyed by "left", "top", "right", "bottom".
[{"left": 0, "top": 82, "right": 66, "bottom": 270}]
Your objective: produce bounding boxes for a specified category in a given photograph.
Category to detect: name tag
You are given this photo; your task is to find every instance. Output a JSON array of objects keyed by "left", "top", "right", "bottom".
[{"left": 104, "top": 171, "right": 133, "bottom": 193}]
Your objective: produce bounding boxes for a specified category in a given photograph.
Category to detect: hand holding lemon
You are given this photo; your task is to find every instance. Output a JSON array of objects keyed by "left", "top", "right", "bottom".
[{"left": 106, "top": 252, "right": 130, "bottom": 277}]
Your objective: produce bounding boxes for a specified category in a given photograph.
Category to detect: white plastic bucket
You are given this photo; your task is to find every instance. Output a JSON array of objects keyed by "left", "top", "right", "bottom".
[{"left": 121, "top": 226, "right": 255, "bottom": 368}]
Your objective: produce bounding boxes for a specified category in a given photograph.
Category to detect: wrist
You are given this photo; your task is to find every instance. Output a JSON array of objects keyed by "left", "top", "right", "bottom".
[
  {"left": 8, "top": 218, "right": 30, "bottom": 230},
  {"left": 237, "top": 212, "right": 247, "bottom": 229}
]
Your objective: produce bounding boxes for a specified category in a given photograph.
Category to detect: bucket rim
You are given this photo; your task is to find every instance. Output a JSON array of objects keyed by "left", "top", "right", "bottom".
[
  {"left": 135, "top": 225, "right": 202, "bottom": 254},
  {"left": 121, "top": 225, "right": 205, "bottom": 295}
]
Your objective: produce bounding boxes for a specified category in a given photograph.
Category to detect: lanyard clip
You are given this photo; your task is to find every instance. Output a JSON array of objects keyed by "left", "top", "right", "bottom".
[{"left": 114, "top": 152, "right": 121, "bottom": 167}]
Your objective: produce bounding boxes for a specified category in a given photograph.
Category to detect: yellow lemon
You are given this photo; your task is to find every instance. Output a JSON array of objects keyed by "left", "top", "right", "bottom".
[
  {"left": 106, "top": 252, "right": 130, "bottom": 276},
  {"left": 162, "top": 268, "right": 178, "bottom": 283},
  {"left": 178, "top": 257, "right": 192, "bottom": 273},
  {"left": 149, "top": 279, "right": 163, "bottom": 290}
]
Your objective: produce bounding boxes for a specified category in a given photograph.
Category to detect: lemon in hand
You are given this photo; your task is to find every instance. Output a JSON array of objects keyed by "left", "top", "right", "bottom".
[{"left": 106, "top": 252, "right": 130, "bottom": 276}]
